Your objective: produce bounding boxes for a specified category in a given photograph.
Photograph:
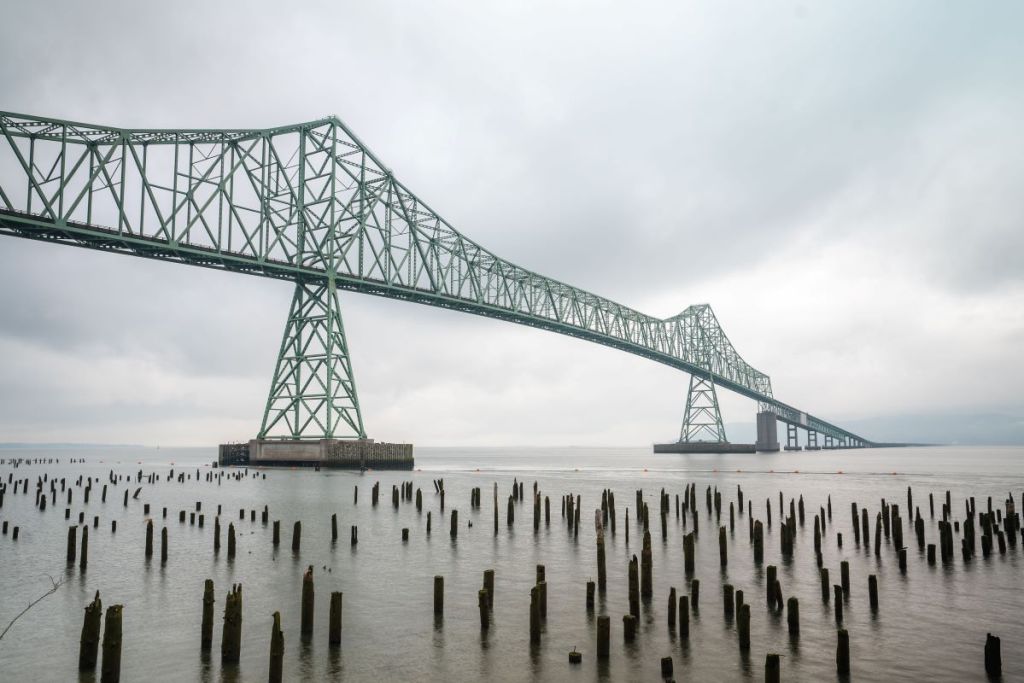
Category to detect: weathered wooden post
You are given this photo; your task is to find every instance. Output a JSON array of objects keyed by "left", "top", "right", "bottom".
[
  {"left": 201, "top": 580, "right": 215, "bottom": 651},
  {"left": 228, "top": 523, "right": 236, "bottom": 559},
  {"left": 684, "top": 532, "right": 695, "bottom": 573},
  {"left": 766, "top": 653, "right": 781, "bottom": 683},
  {"left": 622, "top": 613, "right": 636, "bottom": 642},
  {"left": 628, "top": 555, "right": 640, "bottom": 619},
  {"left": 78, "top": 591, "right": 102, "bottom": 671},
  {"left": 329, "top": 592, "right": 343, "bottom": 645},
  {"left": 100, "top": 604, "right": 122, "bottom": 683},
  {"left": 67, "top": 525, "right": 77, "bottom": 563},
  {"left": 766, "top": 565, "right": 777, "bottom": 607},
  {"left": 820, "top": 567, "right": 830, "bottom": 602},
  {"left": 434, "top": 576, "right": 444, "bottom": 615},
  {"left": 269, "top": 611, "right": 284, "bottom": 683},
  {"left": 985, "top": 633, "right": 1001, "bottom": 677},
  {"left": 221, "top": 584, "right": 243, "bottom": 664},
  {"left": 834, "top": 585, "right": 843, "bottom": 623},
  {"left": 160, "top": 526, "right": 168, "bottom": 564},
  {"left": 787, "top": 596, "right": 799, "bottom": 636},
  {"left": 868, "top": 574, "right": 878, "bottom": 611},
  {"left": 719, "top": 525, "right": 728, "bottom": 567},
  {"left": 738, "top": 603, "right": 750, "bottom": 650},
  {"left": 450, "top": 509, "right": 458, "bottom": 539},
  {"left": 840, "top": 560, "right": 850, "bottom": 595},
  {"left": 301, "top": 566, "right": 315, "bottom": 638},
  {"left": 724, "top": 584, "right": 734, "bottom": 617},
  {"left": 641, "top": 531, "right": 653, "bottom": 598},
  {"left": 668, "top": 587, "right": 677, "bottom": 627},
  {"left": 836, "top": 628, "right": 850, "bottom": 675},
  {"left": 586, "top": 580, "right": 595, "bottom": 611},
  {"left": 145, "top": 519, "right": 153, "bottom": 558},
  {"left": 530, "top": 585, "right": 541, "bottom": 644},
  {"left": 596, "top": 615, "right": 610, "bottom": 659},
  {"left": 292, "top": 521, "right": 301, "bottom": 553},
  {"left": 332, "top": 513, "right": 338, "bottom": 541},
  {"left": 272, "top": 519, "right": 280, "bottom": 546}
]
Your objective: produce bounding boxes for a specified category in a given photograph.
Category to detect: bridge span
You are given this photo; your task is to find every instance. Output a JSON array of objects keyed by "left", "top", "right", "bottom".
[{"left": 0, "top": 112, "right": 871, "bottom": 451}]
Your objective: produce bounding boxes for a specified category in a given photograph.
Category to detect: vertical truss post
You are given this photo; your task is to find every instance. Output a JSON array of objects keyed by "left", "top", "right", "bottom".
[
  {"left": 679, "top": 374, "right": 728, "bottom": 443},
  {"left": 259, "top": 278, "right": 366, "bottom": 441}
]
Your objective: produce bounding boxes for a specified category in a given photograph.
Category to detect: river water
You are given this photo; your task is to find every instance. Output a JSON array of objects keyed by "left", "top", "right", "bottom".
[{"left": 0, "top": 445, "right": 1021, "bottom": 682}]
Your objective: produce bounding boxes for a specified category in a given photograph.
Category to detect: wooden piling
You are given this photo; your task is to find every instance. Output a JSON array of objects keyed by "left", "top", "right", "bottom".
[
  {"left": 787, "top": 596, "right": 799, "bottom": 636},
  {"left": 628, "top": 555, "right": 640, "bottom": 619},
  {"left": 434, "top": 576, "right": 444, "bottom": 615},
  {"left": 641, "top": 531, "right": 653, "bottom": 599},
  {"left": 836, "top": 628, "right": 850, "bottom": 675},
  {"left": 596, "top": 615, "right": 610, "bottom": 659},
  {"left": 586, "top": 580, "right": 595, "bottom": 611},
  {"left": 691, "top": 578, "right": 700, "bottom": 609},
  {"left": 719, "top": 525, "right": 727, "bottom": 566},
  {"left": 145, "top": 519, "right": 153, "bottom": 558},
  {"left": 228, "top": 523, "right": 236, "bottom": 559},
  {"left": 301, "top": 566, "right": 314, "bottom": 637},
  {"left": 668, "top": 587, "right": 677, "bottom": 627},
  {"left": 292, "top": 521, "right": 301, "bottom": 553},
  {"left": 820, "top": 567, "right": 830, "bottom": 602},
  {"left": 269, "top": 611, "right": 284, "bottom": 683},
  {"left": 272, "top": 519, "right": 280, "bottom": 546},
  {"left": 100, "top": 604, "right": 122, "bottom": 683},
  {"left": 834, "top": 585, "right": 843, "bottom": 623},
  {"left": 221, "top": 584, "right": 243, "bottom": 664},
  {"left": 985, "top": 633, "right": 1001, "bottom": 677},
  {"left": 450, "top": 509, "right": 458, "bottom": 539},
  {"left": 724, "top": 584, "right": 734, "bottom": 617},
  {"left": 529, "top": 585, "right": 541, "bottom": 644},
  {"left": 738, "top": 603, "right": 750, "bottom": 650},
  {"left": 678, "top": 595, "right": 689, "bottom": 637},
  {"left": 868, "top": 574, "right": 878, "bottom": 611},
  {"left": 329, "top": 592, "right": 343, "bottom": 645},
  {"left": 78, "top": 591, "right": 102, "bottom": 671},
  {"left": 201, "top": 579, "right": 214, "bottom": 651},
  {"left": 622, "top": 613, "right": 636, "bottom": 642},
  {"left": 332, "top": 513, "right": 338, "bottom": 541},
  {"left": 840, "top": 560, "right": 850, "bottom": 595},
  {"left": 67, "top": 525, "right": 77, "bottom": 563},
  {"left": 160, "top": 526, "right": 167, "bottom": 564},
  {"left": 766, "top": 653, "right": 781, "bottom": 683}
]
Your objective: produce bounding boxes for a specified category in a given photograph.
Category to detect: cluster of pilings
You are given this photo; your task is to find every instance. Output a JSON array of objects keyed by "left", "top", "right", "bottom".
[{"left": 1, "top": 459, "right": 1019, "bottom": 680}]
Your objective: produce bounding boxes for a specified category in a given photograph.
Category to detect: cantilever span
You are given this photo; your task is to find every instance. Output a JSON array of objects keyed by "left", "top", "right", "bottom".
[{"left": 0, "top": 111, "right": 872, "bottom": 447}]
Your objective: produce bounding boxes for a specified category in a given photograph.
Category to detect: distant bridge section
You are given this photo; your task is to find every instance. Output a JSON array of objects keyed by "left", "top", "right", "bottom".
[{"left": 0, "top": 112, "right": 871, "bottom": 447}]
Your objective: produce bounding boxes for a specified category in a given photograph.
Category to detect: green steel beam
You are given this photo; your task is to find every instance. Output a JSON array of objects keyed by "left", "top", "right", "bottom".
[{"left": 0, "top": 111, "right": 872, "bottom": 445}]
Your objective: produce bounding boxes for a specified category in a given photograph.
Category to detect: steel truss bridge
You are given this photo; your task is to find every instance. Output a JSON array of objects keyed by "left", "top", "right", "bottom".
[{"left": 0, "top": 112, "right": 872, "bottom": 449}]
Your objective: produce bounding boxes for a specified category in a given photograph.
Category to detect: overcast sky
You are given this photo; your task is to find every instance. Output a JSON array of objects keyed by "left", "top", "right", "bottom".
[{"left": 1, "top": 1, "right": 1022, "bottom": 447}]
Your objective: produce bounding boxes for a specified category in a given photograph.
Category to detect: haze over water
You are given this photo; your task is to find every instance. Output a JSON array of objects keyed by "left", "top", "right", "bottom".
[{"left": 1, "top": 445, "right": 1021, "bottom": 681}]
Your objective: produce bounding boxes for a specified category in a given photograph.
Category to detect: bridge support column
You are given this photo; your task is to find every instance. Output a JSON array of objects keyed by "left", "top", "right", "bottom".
[
  {"left": 784, "top": 423, "right": 801, "bottom": 451},
  {"left": 259, "top": 278, "right": 366, "bottom": 440},
  {"left": 679, "top": 374, "right": 728, "bottom": 444},
  {"left": 806, "top": 431, "right": 820, "bottom": 450},
  {"left": 755, "top": 412, "right": 780, "bottom": 452}
]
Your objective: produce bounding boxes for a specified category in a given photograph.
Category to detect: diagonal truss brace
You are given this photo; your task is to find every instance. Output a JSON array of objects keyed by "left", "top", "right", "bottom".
[
  {"left": 679, "top": 374, "right": 728, "bottom": 443},
  {"left": 259, "top": 277, "right": 366, "bottom": 440}
]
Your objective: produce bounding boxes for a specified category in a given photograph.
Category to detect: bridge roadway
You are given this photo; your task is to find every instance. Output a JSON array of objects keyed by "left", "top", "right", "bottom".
[{"left": 0, "top": 112, "right": 871, "bottom": 446}]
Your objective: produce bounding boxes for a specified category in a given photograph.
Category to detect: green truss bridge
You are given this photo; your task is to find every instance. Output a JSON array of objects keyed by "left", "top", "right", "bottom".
[{"left": 0, "top": 112, "right": 872, "bottom": 451}]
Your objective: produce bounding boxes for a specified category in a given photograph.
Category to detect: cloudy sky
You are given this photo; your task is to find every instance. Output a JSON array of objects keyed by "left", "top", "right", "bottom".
[{"left": 1, "top": 1, "right": 1022, "bottom": 447}]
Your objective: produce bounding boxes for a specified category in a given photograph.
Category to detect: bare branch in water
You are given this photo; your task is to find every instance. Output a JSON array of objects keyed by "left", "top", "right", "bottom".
[{"left": 0, "top": 574, "right": 64, "bottom": 642}]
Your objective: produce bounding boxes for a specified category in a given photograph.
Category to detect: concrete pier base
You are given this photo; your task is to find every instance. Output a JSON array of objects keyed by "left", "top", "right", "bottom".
[
  {"left": 218, "top": 439, "right": 414, "bottom": 470},
  {"left": 654, "top": 442, "right": 756, "bottom": 454}
]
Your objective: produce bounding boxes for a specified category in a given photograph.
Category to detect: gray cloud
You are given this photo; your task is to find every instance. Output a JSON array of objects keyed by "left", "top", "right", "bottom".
[{"left": 1, "top": 1, "right": 1022, "bottom": 445}]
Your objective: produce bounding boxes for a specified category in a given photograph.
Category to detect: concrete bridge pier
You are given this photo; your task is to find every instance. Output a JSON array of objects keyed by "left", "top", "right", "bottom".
[
  {"left": 805, "top": 431, "right": 820, "bottom": 450},
  {"left": 755, "top": 412, "right": 780, "bottom": 452},
  {"left": 784, "top": 423, "right": 801, "bottom": 451}
]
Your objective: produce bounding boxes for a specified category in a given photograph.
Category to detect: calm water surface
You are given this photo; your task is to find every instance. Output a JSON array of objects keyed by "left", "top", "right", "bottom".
[{"left": 0, "top": 445, "right": 1021, "bottom": 682}]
